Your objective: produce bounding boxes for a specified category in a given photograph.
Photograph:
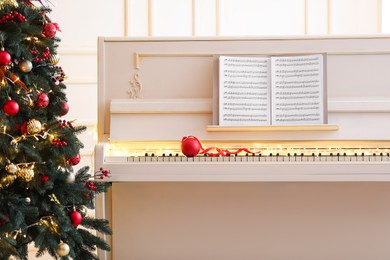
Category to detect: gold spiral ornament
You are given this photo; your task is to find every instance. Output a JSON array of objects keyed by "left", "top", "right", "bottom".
[
  {"left": 48, "top": 54, "right": 60, "bottom": 65},
  {"left": 26, "top": 119, "right": 42, "bottom": 135}
]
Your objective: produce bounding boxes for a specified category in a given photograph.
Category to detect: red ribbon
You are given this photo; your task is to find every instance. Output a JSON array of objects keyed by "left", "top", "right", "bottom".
[{"left": 184, "top": 136, "right": 260, "bottom": 157}]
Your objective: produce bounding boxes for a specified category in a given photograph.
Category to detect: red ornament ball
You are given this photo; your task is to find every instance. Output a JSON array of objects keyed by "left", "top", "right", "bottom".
[
  {"left": 43, "top": 23, "right": 60, "bottom": 38},
  {"left": 0, "top": 50, "right": 11, "bottom": 66},
  {"left": 67, "top": 154, "right": 81, "bottom": 166},
  {"left": 3, "top": 100, "right": 19, "bottom": 116},
  {"left": 181, "top": 136, "right": 201, "bottom": 157},
  {"left": 20, "top": 121, "right": 27, "bottom": 135},
  {"left": 69, "top": 210, "right": 82, "bottom": 228},
  {"left": 60, "top": 101, "right": 69, "bottom": 115},
  {"left": 36, "top": 93, "right": 49, "bottom": 108}
]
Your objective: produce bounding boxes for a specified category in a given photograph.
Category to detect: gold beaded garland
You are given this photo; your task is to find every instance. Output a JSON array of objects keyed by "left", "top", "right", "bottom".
[{"left": 0, "top": 175, "right": 16, "bottom": 189}]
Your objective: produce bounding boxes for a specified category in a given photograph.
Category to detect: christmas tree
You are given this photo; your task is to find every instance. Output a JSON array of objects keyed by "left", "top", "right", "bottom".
[{"left": 0, "top": 0, "right": 112, "bottom": 259}]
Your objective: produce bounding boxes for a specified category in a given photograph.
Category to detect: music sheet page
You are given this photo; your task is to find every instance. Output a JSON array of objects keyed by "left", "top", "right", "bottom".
[
  {"left": 271, "top": 54, "right": 324, "bottom": 125},
  {"left": 219, "top": 56, "right": 271, "bottom": 126}
]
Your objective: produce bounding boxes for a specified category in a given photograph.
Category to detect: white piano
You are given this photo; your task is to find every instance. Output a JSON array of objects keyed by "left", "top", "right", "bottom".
[{"left": 96, "top": 36, "right": 390, "bottom": 260}]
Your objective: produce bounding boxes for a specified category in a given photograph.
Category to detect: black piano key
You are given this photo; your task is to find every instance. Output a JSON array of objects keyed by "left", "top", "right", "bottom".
[
  {"left": 312, "top": 153, "right": 315, "bottom": 156},
  {"left": 276, "top": 153, "right": 280, "bottom": 156},
  {"left": 343, "top": 153, "right": 347, "bottom": 156},
  {"left": 380, "top": 152, "right": 383, "bottom": 156},
  {"left": 169, "top": 153, "right": 172, "bottom": 157},
  {"left": 319, "top": 153, "right": 322, "bottom": 156},
  {"left": 145, "top": 153, "right": 148, "bottom": 157},
  {"left": 151, "top": 153, "right": 155, "bottom": 157},
  {"left": 162, "top": 153, "right": 166, "bottom": 157},
  {"left": 252, "top": 153, "right": 255, "bottom": 156},
  {"left": 175, "top": 153, "right": 179, "bottom": 157},
  {"left": 294, "top": 153, "right": 297, "bottom": 157},
  {"left": 354, "top": 153, "right": 358, "bottom": 156},
  {"left": 269, "top": 153, "right": 273, "bottom": 157},
  {"left": 301, "top": 153, "right": 304, "bottom": 156}
]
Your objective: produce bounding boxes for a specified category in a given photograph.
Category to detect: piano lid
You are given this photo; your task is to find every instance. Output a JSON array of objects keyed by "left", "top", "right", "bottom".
[{"left": 98, "top": 36, "right": 390, "bottom": 143}]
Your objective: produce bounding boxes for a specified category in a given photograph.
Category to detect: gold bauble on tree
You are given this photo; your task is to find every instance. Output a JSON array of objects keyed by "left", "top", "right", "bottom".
[
  {"left": 48, "top": 54, "right": 60, "bottom": 65},
  {"left": 26, "top": 119, "right": 42, "bottom": 135},
  {"left": 18, "top": 60, "right": 33, "bottom": 73},
  {"left": 17, "top": 167, "right": 35, "bottom": 182},
  {"left": 57, "top": 242, "right": 70, "bottom": 257}
]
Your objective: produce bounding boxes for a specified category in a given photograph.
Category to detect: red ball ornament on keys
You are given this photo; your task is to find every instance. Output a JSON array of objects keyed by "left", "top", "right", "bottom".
[
  {"left": 69, "top": 210, "right": 82, "bottom": 227},
  {"left": 181, "top": 136, "right": 201, "bottom": 157},
  {"left": 67, "top": 153, "right": 81, "bottom": 166},
  {"left": 3, "top": 100, "right": 19, "bottom": 116},
  {"left": 0, "top": 50, "right": 11, "bottom": 66},
  {"left": 36, "top": 93, "right": 49, "bottom": 108}
]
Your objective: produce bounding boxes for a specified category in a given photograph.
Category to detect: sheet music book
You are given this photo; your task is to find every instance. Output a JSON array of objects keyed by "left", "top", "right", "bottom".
[{"left": 219, "top": 54, "right": 325, "bottom": 126}]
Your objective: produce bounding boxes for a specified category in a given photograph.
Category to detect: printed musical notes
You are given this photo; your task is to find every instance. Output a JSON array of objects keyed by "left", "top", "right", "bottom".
[
  {"left": 219, "top": 56, "right": 270, "bottom": 126},
  {"left": 219, "top": 54, "right": 325, "bottom": 126},
  {"left": 271, "top": 54, "right": 324, "bottom": 125}
]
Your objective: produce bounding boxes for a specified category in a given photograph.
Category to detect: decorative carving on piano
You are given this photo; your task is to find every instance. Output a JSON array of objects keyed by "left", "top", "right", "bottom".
[{"left": 127, "top": 73, "right": 142, "bottom": 98}]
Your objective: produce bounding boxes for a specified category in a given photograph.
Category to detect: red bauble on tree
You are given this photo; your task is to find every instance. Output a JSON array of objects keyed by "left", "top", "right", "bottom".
[
  {"left": 36, "top": 93, "right": 49, "bottom": 108},
  {"left": 69, "top": 210, "right": 82, "bottom": 228},
  {"left": 60, "top": 101, "right": 69, "bottom": 115},
  {"left": 0, "top": 49, "right": 11, "bottom": 66},
  {"left": 181, "top": 136, "right": 201, "bottom": 157},
  {"left": 67, "top": 153, "right": 81, "bottom": 166},
  {"left": 3, "top": 100, "right": 19, "bottom": 116},
  {"left": 42, "top": 22, "right": 61, "bottom": 38}
]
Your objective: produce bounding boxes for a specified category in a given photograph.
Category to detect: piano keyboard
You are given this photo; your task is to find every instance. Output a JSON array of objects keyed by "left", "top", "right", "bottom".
[{"left": 106, "top": 153, "right": 390, "bottom": 163}]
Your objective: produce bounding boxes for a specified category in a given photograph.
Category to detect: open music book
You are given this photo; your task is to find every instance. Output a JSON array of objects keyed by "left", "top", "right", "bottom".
[{"left": 219, "top": 54, "right": 326, "bottom": 126}]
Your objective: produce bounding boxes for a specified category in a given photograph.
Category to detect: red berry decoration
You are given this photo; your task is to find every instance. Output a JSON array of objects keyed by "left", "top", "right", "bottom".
[
  {"left": 60, "top": 101, "right": 69, "bottom": 115},
  {"left": 43, "top": 22, "right": 61, "bottom": 38},
  {"left": 67, "top": 154, "right": 81, "bottom": 166},
  {"left": 40, "top": 175, "right": 49, "bottom": 183},
  {"left": 181, "top": 136, "right": 201, "bottom": 157},
  {"left": 0, "top": 50, "right": 11, "bottom": 66},
  {"left": 3, "top": 100, "right": 19, "bottom": 116},
  {"left": 69, "top": 210, "right": 82, "bottom": 228},
  {"left": 36, "top": 93, "right": 49, "bottom": 108}
]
